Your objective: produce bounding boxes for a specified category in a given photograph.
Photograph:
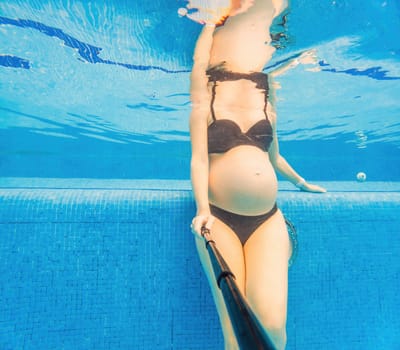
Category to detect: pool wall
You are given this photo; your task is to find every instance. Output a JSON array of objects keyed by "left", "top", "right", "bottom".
[{"left": 0, "top": 179, "right": 399, "bottom": 350}]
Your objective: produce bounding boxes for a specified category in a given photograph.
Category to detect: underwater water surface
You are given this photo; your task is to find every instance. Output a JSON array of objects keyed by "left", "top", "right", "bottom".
[{"left": 0, "top": 0, "right": 399, "bottom": 180}]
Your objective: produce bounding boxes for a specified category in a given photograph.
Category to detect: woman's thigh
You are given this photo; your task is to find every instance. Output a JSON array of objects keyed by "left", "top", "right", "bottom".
[
  {"left": 197, "top": 216, "right": 246, "bottom": 292},
  {"left": 243, "top": 209, "right": 290, "bottom": 327}
]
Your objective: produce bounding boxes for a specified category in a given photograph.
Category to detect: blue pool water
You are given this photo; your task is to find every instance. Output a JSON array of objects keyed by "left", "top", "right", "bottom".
[{"left": 1, "top": 1, "right": 400, "bottom": 349}]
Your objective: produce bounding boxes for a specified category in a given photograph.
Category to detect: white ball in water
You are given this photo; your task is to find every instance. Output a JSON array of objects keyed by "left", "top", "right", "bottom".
[
  {"left": 178, "top": 8, "right": 188, "bottom": 17},
  {"left": 356, "top": 172, "right": 367, "bottom": 182}
]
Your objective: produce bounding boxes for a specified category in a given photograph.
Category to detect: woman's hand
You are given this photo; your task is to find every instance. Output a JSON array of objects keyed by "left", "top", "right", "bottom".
[
  {"left": 183, "top": 0, "right": 231, "bottom": 26},
  {"left": 191, "top": 212, "right": 215, "bottom": 238},
  {"left": 297, "top": 49, "right": 321, "bottom": 72},
  {"left": 298, "top": 181, "right": 327, "bottom": 193},
  {"left": 182, "top": 0, "right": 255, "bottom": 26}
]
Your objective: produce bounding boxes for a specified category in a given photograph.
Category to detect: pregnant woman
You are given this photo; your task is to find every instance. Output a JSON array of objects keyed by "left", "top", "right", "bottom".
[{"left": 188, "top": 1, "right": 325, "bottom": 349}]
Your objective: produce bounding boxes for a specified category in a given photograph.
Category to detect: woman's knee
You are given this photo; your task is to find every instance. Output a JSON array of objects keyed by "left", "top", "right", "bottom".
[
  {"left": 245, "top": 300, "right": 287, "bottom": 350},
  {"left": 246, "top": 292, "right": 287, "bottom": 331},
  {"left": 262, "top": 315, "right": 287, "bottom": 338},
  {"left": 248, "top": 303, "right": 287, "bottom": 350},
  {"left": 270, "top": 328, "right": 287, "bottom": 350}
]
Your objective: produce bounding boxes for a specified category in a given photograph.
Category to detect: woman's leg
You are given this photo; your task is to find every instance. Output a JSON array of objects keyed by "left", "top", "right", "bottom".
[
  {"left": 243, "top": 209, "right": 290, "bottom": 350},
  {"left": 194, "top": 217, "right": 245, "bottom": 350}
]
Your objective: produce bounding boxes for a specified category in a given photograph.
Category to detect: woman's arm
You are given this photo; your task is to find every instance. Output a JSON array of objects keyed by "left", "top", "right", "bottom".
[
  {"left": 191, "top": 25, "right": 215, "bottom": 97},
  {"left": 190, "top": 26, "right": 216, "bottom": 234},
  {"left": 269, "top": 49, "right": 320, "bottom": 79},
  {"left": 267, "top": 103, "right": 326, "bottom": 193},
  {"left": 267, "top": 50, "right": 320, "bottom": 105}
]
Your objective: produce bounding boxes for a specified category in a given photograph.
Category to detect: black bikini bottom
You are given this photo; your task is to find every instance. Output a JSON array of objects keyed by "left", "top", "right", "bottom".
[{"left": 209, "top": 203, "right": 298, "bottom": 266}]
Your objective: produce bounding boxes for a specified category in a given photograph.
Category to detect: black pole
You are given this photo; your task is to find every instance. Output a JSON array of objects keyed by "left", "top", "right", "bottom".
[{"left": 201, "top": 227, "right": 277, "bottom": 350}]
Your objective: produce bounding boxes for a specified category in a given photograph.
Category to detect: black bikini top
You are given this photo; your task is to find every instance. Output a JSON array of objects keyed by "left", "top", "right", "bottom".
[{"left": 206, "top": 67, "right": 273, "bottom": 154}]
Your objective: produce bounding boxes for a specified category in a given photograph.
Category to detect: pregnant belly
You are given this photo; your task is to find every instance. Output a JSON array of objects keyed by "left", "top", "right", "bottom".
[{"left": 209, "top": 146, "right": 278, "bottom": 215}]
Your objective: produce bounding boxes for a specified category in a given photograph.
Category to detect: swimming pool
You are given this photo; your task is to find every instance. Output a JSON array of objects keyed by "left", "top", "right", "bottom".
[{"left": 0, "top": 1, "right": 399, "bottom": 349}]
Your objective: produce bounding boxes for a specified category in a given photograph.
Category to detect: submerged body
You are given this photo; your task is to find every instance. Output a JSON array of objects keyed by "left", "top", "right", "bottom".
[
  {"left": 201, "top": 0, "right": 287, "bottom": 222},
  {"left": 189, "top": 1, "right": 325, "bottom": 349}
]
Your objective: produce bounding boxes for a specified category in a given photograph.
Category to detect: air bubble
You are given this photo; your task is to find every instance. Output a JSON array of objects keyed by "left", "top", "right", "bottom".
[{"left": 356, "top": 172, "right": 367, "bottom": 182}]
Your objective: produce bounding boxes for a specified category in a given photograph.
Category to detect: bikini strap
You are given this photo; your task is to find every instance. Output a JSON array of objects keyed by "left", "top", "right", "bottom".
[
  {"left": 208, "top": 69, "right": 269, "bottom": 121},
  {"left": 209, "top": 78, "right": 217, "bottom": 121},
  {"left": 263, "top": 80, "right": 269, "bottom": 121}
]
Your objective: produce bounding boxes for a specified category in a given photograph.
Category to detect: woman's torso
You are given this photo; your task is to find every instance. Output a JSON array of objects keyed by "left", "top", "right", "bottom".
[
  {"left": 207, "top": 71, "right": 278, "bottom": 216},
  {"left": 205, "top": 0, "right": 287, "bottom": 215}
]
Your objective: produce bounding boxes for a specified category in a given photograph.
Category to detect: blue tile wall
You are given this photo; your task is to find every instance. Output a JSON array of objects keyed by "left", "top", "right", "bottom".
[{"left": 0, "top": 184, "right": 399, "bottom": 350}]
